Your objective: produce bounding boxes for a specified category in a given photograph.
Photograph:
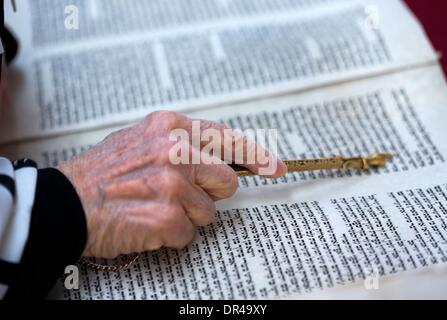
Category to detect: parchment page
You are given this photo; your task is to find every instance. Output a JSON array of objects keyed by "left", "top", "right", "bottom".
[
  {"left": 0, "top": 0, "right": 438, "bottom": 143},
  {"left": 2, "top": 65, "right": 447, "bottom": 299}
]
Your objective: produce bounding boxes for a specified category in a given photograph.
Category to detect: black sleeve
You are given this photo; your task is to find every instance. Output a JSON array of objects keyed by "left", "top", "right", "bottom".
[{"left": 4, "top": 168, "right": 87, "bottom": 299}]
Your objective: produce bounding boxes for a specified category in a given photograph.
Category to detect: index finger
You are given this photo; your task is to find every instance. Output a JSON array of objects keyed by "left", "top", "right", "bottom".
[
  {"left": 162, "top": 113, "right": 287, "bottom": 177},
  {"left": 196, "top": 120, "right": 287, "bottom": 178}
]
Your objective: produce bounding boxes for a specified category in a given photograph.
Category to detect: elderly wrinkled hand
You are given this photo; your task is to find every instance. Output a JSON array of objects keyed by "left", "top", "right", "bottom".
[{"left": 58, "top": 111, "right": 287, "bottom": 259}]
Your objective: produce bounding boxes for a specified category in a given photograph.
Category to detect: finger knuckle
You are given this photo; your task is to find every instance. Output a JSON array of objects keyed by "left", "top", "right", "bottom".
[
  {"left": 144, "top": 239, "right": 163, "bottom": 252},
  {"left": 221, "top": 166, "right": 239, "bottom": 196},
  {"left": 142, "top": 231, "right": 164, "bottom": 251},
  {"left": 147, "top": 111, "right": 182, "bottom": 130},
  {"left": 200, "top": 202, "right": 217, "bottom": 226},
  {"left": 160, "top": 169, "right": 186, "bottom": 195},
  {"left": 153, "top": 205, "right": 182, "bottom": 234},
  {"left": 168, "top": 227, "right": 196, "bottom": 250},
  {"left": 162, "top": 206, "right": 183, "bottom": 228}
]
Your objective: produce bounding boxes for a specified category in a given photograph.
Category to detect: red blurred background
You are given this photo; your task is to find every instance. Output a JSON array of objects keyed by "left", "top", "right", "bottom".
[{"left": 405, "top": 0, "right": 447, "bottom": 75}]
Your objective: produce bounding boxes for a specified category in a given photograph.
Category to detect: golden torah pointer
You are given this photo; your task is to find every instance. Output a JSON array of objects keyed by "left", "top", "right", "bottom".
[{"left": 230, "top": 153, "right": 393, "bottom": 177}]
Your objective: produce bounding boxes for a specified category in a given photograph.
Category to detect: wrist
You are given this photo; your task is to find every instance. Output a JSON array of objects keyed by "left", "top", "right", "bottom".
[{"left": 57, "top": 159, "right": 99, "bottom": 257}]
